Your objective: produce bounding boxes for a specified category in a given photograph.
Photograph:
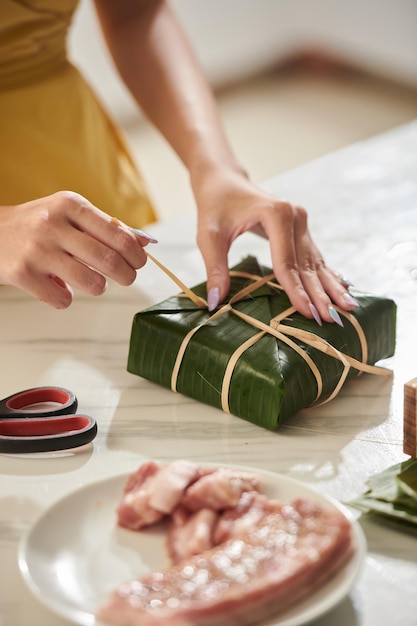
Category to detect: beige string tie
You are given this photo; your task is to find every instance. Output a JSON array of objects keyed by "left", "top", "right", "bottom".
[
  {"left": 142, "top": 252, "right": 392, "bottom": 414},
  {"left": 111, "top": 218, "right": 391, "bottom": 414}
]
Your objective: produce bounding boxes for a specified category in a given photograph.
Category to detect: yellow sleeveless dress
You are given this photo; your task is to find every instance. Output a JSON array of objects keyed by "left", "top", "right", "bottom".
[{"left": 0, "top": 0, "right": 156, "bottom": 228}]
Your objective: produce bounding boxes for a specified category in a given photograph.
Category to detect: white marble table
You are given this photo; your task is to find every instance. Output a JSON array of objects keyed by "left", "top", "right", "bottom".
[{"left": 1, "top": 120, "right": 416, "bottom": 626}]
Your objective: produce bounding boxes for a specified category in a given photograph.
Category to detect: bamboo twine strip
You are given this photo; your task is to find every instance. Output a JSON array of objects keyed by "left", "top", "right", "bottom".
[
  {"left": 146, "top": 251, "right": 207, "bottom": 308},
  {"left": 145, "top": 253, "right": 392, "bottom": 416}
]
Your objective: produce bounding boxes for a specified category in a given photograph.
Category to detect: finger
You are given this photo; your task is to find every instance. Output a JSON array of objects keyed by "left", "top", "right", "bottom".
[
  {"left": 58, "top": 193, "right": 150, "bottom": 270},
  {"left": 328, "top": 267, "right": 354, "bottom": 289},
  {"left": 291, "top": 209, "right": 359, "bottom": 324},
  {"left": 315, "top": 266, "right": 361, "bottom": 312},
  {"left": 130, "top": 227, "right": 159, "bottom": 246},
  {"left": 18, "top": 252, "right": 109, "bottom": 305},
  {"left": 261, "top": 202, "right": 313, "bottom": 318},
  {"left": 22, "top": 223, "right": 136, "bottom": 294},
  {"left": 288, "top": 209, "right": 335, "bottom": 322},
  {"left": 51, "top": 252, "right": 111, "bottom": 294},
  {"left": 17, "top": 272, "right": 74, "bottom": 309},
  {"left": 110, "top": 216, "right": 158, "bottom": 249},
  {"left": 289, "top": 208, "right": 345, "bottom": 324},
  {"left": 197, "top": 223, "right": 231, "bottom": 311},
  {"left": 47, "top": 276, "right": 75, "bottom": 307},
  {"left": 91, "top": 217, "right": 150, "bottom": 271},
  {"left": 60, "top": 226, "right": 145, "bottom": 287},
  {"left": 16, "top": 241, "right": 110, "bottom": 298}
]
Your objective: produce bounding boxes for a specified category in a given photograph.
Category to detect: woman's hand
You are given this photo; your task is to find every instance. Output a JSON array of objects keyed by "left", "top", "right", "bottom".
[
  {"left": 194, "top": 170, "right": 358, "bottom": 325},
  {"left": 94, "top": 0, "right": 357, "bottom": 325},
  {"left": 0, "top": 191, "right": 155, "bottom": 308}
]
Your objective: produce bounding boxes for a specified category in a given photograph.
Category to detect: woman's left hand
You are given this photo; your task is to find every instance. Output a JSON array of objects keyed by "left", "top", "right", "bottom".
[{"left": 194, "top": 169, "right": 357, "bottom": 325}]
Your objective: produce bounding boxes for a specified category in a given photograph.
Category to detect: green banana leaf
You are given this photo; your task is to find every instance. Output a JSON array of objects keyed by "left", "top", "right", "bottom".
[
  {"left": 349, "top": 458, "right": 417, "bottom": 531},
  {"left": 397, "top": 458, "right": 417, "bottom": 502},
  {"left": 127, "top": 256, "right": 396, "bottom": 430}
]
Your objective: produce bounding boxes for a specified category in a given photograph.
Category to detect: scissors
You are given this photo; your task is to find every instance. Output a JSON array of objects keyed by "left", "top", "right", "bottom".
[{"left": 0, "top": 386, "right": 97, "bottom": 453}]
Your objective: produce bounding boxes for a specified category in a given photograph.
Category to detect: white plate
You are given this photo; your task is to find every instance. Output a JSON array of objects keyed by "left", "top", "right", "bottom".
[{"left": 19, "top": 464, "right": 366, "bottom": 626}]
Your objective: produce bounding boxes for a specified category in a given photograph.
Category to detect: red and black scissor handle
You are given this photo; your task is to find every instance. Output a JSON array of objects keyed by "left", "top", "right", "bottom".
[
  {"left": 0, "top": 415, "right": 97, "bottom": 453},
  {"left": 0, "top": 387, "right": 97, "bottom": 453},
  {"left": 0, "top": 386, "right": 78, "bottom": 417}
]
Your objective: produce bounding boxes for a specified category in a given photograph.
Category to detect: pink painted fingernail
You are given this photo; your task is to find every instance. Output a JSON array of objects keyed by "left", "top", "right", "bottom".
[
  {"left": 342, "top": 292, "right": 360, "bottom": 307},
  {"left": 130, "top": 228, "right": 158, "bottom": 243},
  {"left": 341, "top": 276, "right": 354, "bottom": 287},
  {"left": 207, "top": 287, "right": 220, "bottom": 312},
  {"left": 329, "top": 305, "right": 344, "bottom": 327},
  {"left": 308, "top": 303, "right": 322, "bottom": 326}
]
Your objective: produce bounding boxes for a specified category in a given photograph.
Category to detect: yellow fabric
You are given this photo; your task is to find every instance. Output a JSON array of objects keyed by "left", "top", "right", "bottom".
[{"left": 0, "top": 0, "right": 156, "bottom": 228}]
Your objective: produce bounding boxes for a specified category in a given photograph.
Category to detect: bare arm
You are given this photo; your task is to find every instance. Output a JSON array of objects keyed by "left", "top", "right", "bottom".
[
  {"left": 93, "top": 0, "right": 242, "bottom": 178},
  {"left": 93, "top": 0, "right": 357, "bottom": 324}
]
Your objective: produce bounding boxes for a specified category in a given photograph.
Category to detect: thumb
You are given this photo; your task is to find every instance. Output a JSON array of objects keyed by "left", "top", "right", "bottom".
[{"left": 198, "top": 230, "right": 231, "bottom": 312}]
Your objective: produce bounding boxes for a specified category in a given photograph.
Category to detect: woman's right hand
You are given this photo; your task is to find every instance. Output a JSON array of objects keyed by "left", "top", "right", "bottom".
[{"left": 0, "top": 191, "right": 155, "bottom": 308}]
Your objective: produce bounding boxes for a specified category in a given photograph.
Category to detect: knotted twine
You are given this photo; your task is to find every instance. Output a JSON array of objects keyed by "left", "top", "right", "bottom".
[{"left": 146, "top": 251, "right": 392, "bottom": 416}]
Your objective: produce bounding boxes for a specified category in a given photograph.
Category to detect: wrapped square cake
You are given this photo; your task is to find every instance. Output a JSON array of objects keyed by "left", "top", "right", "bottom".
[{"left": 127, "top": 256, "right": 396, "bottom": 430}]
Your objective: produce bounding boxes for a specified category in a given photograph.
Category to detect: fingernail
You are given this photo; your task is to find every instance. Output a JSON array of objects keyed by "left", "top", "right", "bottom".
[
  {"left": 130, "top": 228, "right": 158, "bottom": 244},
  {"left": 207, "top": 287, "right": 220, "bottom": 312},
  {"left": 329, "top": 305, "right": 344, "bottom": 327},
  {"left": 342, "top": 292, "right": 360, "bottom": 307},
  {"left": 341, "top": 276, "right": 354, "bottom": 287},
  {"left": 308, "top": 303, "right": 322, "bottom": 326}
]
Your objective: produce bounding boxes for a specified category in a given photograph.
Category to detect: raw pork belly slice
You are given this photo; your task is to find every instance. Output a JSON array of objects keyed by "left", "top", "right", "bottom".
[{"left": 98, "top": 495, "right": 352, "bottom": 626}]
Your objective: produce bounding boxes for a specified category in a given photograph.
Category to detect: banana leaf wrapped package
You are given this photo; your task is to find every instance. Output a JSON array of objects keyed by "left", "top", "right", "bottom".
[{"left": 127, "top": 256, "right": 396, "bottom": 430}]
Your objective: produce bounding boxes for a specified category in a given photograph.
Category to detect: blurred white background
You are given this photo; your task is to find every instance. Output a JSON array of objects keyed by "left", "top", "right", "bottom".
[{"left": 68, "top": 0, "right": 417, "bottom": 221}]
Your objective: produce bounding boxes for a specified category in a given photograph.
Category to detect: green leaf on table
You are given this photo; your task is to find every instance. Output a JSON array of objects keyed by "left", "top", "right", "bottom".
[
  {"left": 348, "top": 458, "right": 417, "bottom": 530},
  {"left": 397, "top": 458, "right": 417, "bottom": 502}
]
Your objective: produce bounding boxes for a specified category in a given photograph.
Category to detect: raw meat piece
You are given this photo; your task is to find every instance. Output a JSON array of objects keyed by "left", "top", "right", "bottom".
[
  {"left": 167, "top": 507, "right": 218, "bottom": 563},
  {"left": 167, "top": 489, "right": 264, "bottom": 564},
  {"left": 180, "top": 468, "right": 260, "bottom": 512},
  {"left": 117, "top": 460, "right": 200, "bottom": 530},
  {"left": 123, "top": 460, "right": 161, "bottom": 494},
  {"left": 98, "top": 495, "right": 352, "bottom": 626},
  {"left": 213, "top": 491, "right": 270, "bottom": 545},
  {"left": 117, "top": 461, "right": 164, "bottom": 530},
  {"left": 149, "top": 459, "right": 200, "bottom": 514}
]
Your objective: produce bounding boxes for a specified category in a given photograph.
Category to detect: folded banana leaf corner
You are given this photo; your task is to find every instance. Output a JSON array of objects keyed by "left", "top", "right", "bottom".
[
  {"left": 348, "top": 458, "right": 417, "bottom": 531},
  {"left": 127, "top": 256, "right": 396, "bottom": 430}
]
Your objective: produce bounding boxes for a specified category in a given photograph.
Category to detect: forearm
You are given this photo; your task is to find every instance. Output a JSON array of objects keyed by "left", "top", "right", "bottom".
[
  {"left": 94, "top": 0, "right": 247, "bottom": 183},
  {"left": 92, "top": 1, "right": 357, "bottom": 324}
]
